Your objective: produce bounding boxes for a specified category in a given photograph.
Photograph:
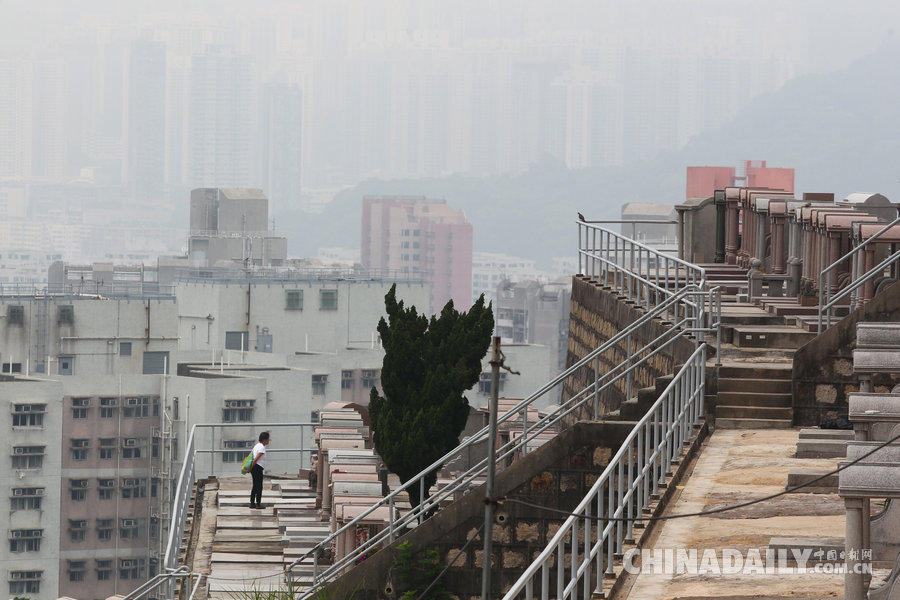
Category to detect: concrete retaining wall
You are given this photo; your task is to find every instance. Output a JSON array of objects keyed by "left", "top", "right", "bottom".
[{"left": 792, "top": 280, "right": 900, "bottom": 426}]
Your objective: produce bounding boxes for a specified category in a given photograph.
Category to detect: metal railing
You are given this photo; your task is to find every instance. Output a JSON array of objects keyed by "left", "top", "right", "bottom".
[
  {"left": 818, "top": 215, "right": 900, "bottom": 331},
  {"left": 120, "top": 567, "right": 204, "bottom": 600},
  {"left": 287, "top": 283, "right": 718, "bottom": 596},
  {"left": 160, "top": 422, "right": 317, "bottom": 580},
  {"left": 501, "top": 344, "right": 707, "bottom": 600},
  {"left": 0, "top": 282, "right": 176, "bottom": 298},
  {"left": 578, "top": 221, "right": 706, "bottom": 324}
]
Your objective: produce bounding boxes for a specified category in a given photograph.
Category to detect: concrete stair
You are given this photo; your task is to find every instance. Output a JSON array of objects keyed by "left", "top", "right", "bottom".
[{"left": 715, "top": 364, "right": 794, "bottom": 429}]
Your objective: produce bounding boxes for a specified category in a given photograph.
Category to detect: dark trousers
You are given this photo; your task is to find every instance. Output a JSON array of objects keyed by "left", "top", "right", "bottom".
[{"left": 250, "top": 464, "right": 264, "bottom": 506}]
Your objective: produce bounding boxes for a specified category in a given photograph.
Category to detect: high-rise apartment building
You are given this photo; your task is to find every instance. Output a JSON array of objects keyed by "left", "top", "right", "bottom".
[
  {"left": 258, "top": 83, "right": 302, "bottom": 213},
  {"left": 126, "top": 39, "right": 167, "bottom": 205},
  {"left": 189, "top": 48, "right": 253, "bottom": 188},
  {"left": 361, "top": 196, "right": 473, "bottom": 312},
  {"left": 0, "top": 59, "right": 66, "bottom": 181}
]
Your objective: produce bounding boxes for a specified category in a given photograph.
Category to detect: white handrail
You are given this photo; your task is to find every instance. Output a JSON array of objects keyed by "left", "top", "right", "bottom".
[{"left": 502, "top": 344, "right": 707, "bottom": 599}]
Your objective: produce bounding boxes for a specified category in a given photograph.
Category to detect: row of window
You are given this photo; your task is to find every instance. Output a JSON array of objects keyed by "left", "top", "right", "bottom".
[
  {"left": 67, "top": 517, "right": 156, "bottom": 542},
  {"left": 64, "top": 558, "right": 151, "bottom": 583},
  {"left": 284, "top": 288, "right": 338, "bottom": 311},
  {"left": 67, "top": 437, "right": 156, "bottom": 462},
  {"left": 68, "top": 396, "right": 160, "bottom": 419},
  {"left": 340, "top": 369, "right": 379, "bottom": 390},
  {"left": 67, "top": 478, "right": 155, "bottom": 502}
]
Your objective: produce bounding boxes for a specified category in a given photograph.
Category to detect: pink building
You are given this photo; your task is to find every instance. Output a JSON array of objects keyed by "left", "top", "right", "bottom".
[
  {"left": 686, "top": 160, "right": 794, "bottom": 199},
  {"left": 361, "top": 196, "right": 473, "bottom": 313}
]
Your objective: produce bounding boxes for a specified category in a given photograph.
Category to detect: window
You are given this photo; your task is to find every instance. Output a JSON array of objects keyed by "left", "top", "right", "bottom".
[
  {"left": 70, "top": 478, "right": 89, "bottom": 500},
  {"left": 123, "top": 396, "right": 152, "bottom": 418},
  {"left": 121, "top": 478, "right": 147, "bottom": 499},
  {"left": 1, "top": 362, "right": 21, "bottom": 373},
  {"left": 11, "top": 445, "right": 44, "bottom": 469},
  {"left": 142, "top": 351, "right": 169, "bottom": 374},
  {"left": 319, "top": 289, "right": 338, "bottom": 310},
  {"left": 121, "top": 438, "right": 145, "bottom": 460},
  {"left": 96, "top": 518, "right": 113, "bottom": 540},
  {"left": 58, "top": 304, "right": 74, "bottom": 325},
  {"left": 361, "top": 369, "right": 377, "bottom": 389},
  {"left": 7, "top": 304, "right": 23, "bottom": 324},
  {"left": 478, "top": 372, "right": 506, "bottom": 395},
  {"left": 9, "top": 529, "right": 42, "bottom": 552},
  {"left": 99, "top": 438, "right": 116, "bottom": 460},
  {"left": 8, "top": 570, "right": 41, "bottom": 595},
  {"left": 120, "top": 518, "right": 142, "bottom": 539},
  {"left": 119, "top": 558, "right": 145, "bottom": 580},
  {"left": 312, "top": 374, "right": 327, "bottom": 396},
  {"left": 223, "top": 440, "right": 253, "bottom": 463},
  {"left": 222, "top": 399, "right": 254, "bottom": 423},
  {"left": 71, "top": 396, "right": 90, "bottom": 419},
  {"left": 100, "top": 397, "right": 118, "bottom": 418},
  {"left": 150, "top": 516, "right": 159, "bottom": 538},
  {"left": 71, "top": 439, "right": 89, "bottom": 461},
  {"left": 10, "top": 487, "right": 43, "bottom": 511},
  {"left": 225, "top": 331, "right": 249, "bottom": 351},
  {"left": 68, "top": 560, "right": 86, "bottom": 583},
  {"left": 98, "top": 478, "right": 116, "bottom": 500},
  {"left": 152, "top": 436, "right": 160, "bottom": 459},
  {"left": 12, "top": 404, "right": 45, "bottom": 428},
  {"left": 119, "top": 341, "right": 132, "bottom": 356},
  {"left": 285, "top": 289, "right": 303, "bottom": 310},
  {"left": 58, "top": 354, "right": 74, "bottom": 375},
  {"left": 341, "top": 370, "right": 354, "bottom": 389},
  {"left": 96, "top": 560, "right": 112, "bottom": 581},
  {"left": 69, "top": 519, "right": 87, "bottom": 542}
]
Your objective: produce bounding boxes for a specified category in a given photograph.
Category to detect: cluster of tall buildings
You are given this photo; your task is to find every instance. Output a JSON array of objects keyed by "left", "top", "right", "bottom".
[{"left": 0, "top": 3, "right": 809, "bottom": 198}]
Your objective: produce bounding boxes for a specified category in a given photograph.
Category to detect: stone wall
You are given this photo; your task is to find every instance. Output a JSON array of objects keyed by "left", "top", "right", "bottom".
[
  {"left": 564, "top": 275, "right": 697, "bottom": 421},
  {"left": 325, "top": 421, "right": 635, "bottom": 600},
  {"left": 793, "top": 280, "right": 900, "bottom": 426}
]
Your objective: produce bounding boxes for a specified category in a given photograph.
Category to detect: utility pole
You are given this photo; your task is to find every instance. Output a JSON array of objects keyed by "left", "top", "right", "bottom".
[{"left": 482, "top": 335, "right": 501, "bottom": 600}]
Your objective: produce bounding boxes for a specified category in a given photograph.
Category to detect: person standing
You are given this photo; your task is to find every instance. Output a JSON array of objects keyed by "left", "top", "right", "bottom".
[{"left": 249, "top": 431, "right": 270, "bottom": 508}]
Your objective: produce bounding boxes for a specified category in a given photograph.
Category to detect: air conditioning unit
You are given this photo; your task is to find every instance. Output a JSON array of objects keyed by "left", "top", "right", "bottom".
[
  {"left": 72, "top": 480, "right": 88, "bottom": 488},
  {"left": 34, "top": 488, "right": 43, "bottom": 496},
  {"left": 121, "top": 559, "right": 136, "bottom": 567},
  {"left": 13, "top": 447, "right": 24, "bottom": 454},
  {"left": 11, "top": 530, "right": 21, "bottom": 538},
  {"left": 124, "top": 439, "right": 137, "bottom": 447},
  {"left": 12, "top": 489, "right": 22, "bottom": 496},
  {"left": 122, "top": 519, "right": 136, "bottom": 527}
]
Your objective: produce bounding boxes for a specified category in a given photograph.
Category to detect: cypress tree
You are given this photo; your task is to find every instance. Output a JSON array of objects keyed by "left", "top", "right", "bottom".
[{"left": 369, "top": 284, "right": 494, "bottom": 510}]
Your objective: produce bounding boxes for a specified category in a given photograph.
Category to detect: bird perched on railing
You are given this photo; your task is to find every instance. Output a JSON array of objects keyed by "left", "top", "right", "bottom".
[{"left": 577, "top": 212, "right": 586, "bottom": 221}]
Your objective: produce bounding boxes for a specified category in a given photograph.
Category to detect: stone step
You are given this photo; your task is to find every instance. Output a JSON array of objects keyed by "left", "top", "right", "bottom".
[
  {"left": 786, "top": 469, "right": 839, "bottom": 493},
  {"left": 716, "top": 391, "right": 792, "bottom": 407},
  {"left": 798, "top": 428, "right": 854, "bottom": 440},
  {"left": 731, "top": 325, "right": 816, "bottom": 349},
  {"left": 717, "top": 377, "right": 791, "bottom": 393},
  {"left": 717, "top": 364, "right": 793, "bottom": 380},
  {"left": 795, "top": 438, "right": 847, "bottom": 459},
  {"left": 715, "top": 417, "right": 793, "bottom": 429},
  {"left": 716, "top": 405, "right": 793, "bottom": 420},
  {"left": 767, "top": 537, "right": 844, "bottom": 564}
]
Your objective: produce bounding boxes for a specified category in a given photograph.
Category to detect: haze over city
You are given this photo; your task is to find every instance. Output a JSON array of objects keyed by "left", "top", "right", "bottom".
[{"left": 1, "top": 0, "right": 899, "bottom": 275}]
